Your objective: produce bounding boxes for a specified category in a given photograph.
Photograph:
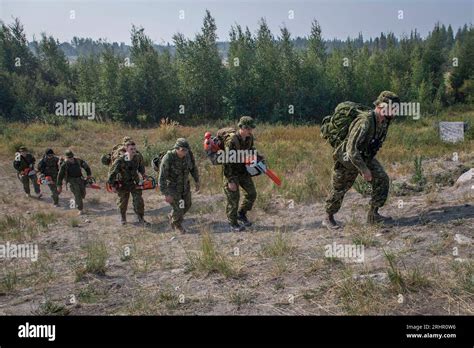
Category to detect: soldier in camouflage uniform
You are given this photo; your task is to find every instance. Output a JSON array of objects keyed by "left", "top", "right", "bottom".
[
  {"left": 223, "top": 116, "right": 258, "bottom": 232},
  {"left": 108, "top": 140, "right": 149, "bottom": 226},
  {"left": 159, "top": 138, "right": 200, "bottom": 234},
  {"left": 37, "top": 148, "right": 60, "bottom": 206},
  {"left": 323, "top": 91, "right": 400, "bottom": 229},
  {"left": 57, "top": 150, "right": 92, "bottom": 215},
  {"left": 13, "top": 146, "right": 42, "bottom": 198},
  {"left": 111, "top": 136, "right": 145, "bottom": 168}
]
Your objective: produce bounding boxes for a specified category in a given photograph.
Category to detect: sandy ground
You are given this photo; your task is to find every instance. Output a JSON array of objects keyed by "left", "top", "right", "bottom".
[{"left": 0, "top": 157, "right": 472, "bottom": 315}]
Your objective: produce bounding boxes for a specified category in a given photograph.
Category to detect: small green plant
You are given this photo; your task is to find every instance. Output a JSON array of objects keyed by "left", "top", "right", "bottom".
[
  {"left": 337, "top": 272, "right": 386, "bottom": 315},
  {"left": 186, "top": 231, "right": 238, "bottom": 278},
  {"left": 1, "top": 270, "right": 18, "bottom": 292},
  {"left": 158, "top": 117, "right": 180, "bottom": 141},
  {"left": 78, "top": 284, "right": 105, "bottom": 303},
  {"left": 70, "top": 218, "right": 80, "bottom": 228},
  {"left": 383, "top": 249, "right": 430, "bottom": 292},
  {"left": 36, "top": 298, "right": 70, "bottom": 315},
  {"left": 85, "top": 241, "right": 108, "bottom": 275},
  {"left": 75, "top": 242, "right": 108, "bottom": 280},
  {"left": 33, "top": 212, "right": 57, "bottom": 228},
  {"left": 383, "top": 249, "right": 405, "bottom": 291},
  {"left": 451, "top": 260, "right": 473, "bottom": 294},
  {"left": 353, "top": 176, "right": 372, "bottom": 196},
  {"left": 156, "top": 289, "right": 180, "bottom": 310},
  {"left": 229, "top": 290, "right": 254, "bottom": 308},
  {"left": 261, "top": 231, "right": 294, "bottom": 258},
  {"left": 352, "top": 227, "right": 379, "bottom": 247},
  {"left": 0, "top": 215, "right": 24, "bottom": 232},
  {"left": 0, "top": 215, "right": 36, "bottom": 241},
  {"left": 411, "top": 155, "right": 427, "bottom": 186}
]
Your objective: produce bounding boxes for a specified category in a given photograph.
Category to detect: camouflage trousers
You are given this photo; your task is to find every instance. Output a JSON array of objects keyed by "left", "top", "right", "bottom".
[
  {"left": 47, "top": 182, "right": 59, "bottom": 205},
  {"left": 223, "top": 174, "right": 257, "bottom": 225},
  {"left": 117, "top": 186, "right": 144, "bottom": 217},
  {"left": 20, "top": 174, "right": 40, "bottom": 195},
  {"left": 167, "top": 189, "right": 192, "bottom": 225},
  {"left": 325, "top": 158, "right": 389, "bottom": 215},
  {"left": 68, "top": 177, "right": 86, "bottom": 211}
]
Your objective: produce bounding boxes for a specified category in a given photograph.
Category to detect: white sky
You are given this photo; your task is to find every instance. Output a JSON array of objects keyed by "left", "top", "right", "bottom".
[{"left": 0, "top": 0, "right": 472, "bottom": 44}]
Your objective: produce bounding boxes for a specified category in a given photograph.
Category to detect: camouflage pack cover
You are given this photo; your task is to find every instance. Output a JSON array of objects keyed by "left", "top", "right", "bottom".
[{"left": 320, "top": 101, "right": 371, "bottom": 148}]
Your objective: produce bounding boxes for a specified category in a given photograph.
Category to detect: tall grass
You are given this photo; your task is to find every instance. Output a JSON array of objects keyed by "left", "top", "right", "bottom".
[{"left": 0, "top": 107, "right": 472, "bottom": 204}]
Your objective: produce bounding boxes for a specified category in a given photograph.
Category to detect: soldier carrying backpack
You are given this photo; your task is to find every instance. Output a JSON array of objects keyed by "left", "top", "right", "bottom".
[
  {"left": 320, "top": 91, "right": 400, "bottom": 229},
  {"left": 57, "top": 150, "right": 92, "bottom": 215},
  {"left": 13, "top": 146, "right": 42, "bottom": 198},
  {"left": 37, "top": 148, "right": 60, "bottom": 206},
  {"left": 158, "top": 138, "right": 200, "bottom": 234}
]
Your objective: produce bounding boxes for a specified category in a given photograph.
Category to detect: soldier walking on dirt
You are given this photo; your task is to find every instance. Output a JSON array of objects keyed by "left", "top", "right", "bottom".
[
  {"left": 37, "top": 148, "right": 60, "bottom": 206},
  {"left": 223, "top": 116, "right": 258, "bottom": 232},
  {"left": 323, "top": 91, "right": 400, "bottom": 229},
  {"left": 158, "top": 138, "right": 200, "bottom": 234},
  {"left": 108, "top": 140, "right": 149, "bottom": 226},
  {"left": 57, "top": 150, "right": 92, "bottom": 215},
  {"left": 13, "top": 146, "right": 42, "bottom": 198}
]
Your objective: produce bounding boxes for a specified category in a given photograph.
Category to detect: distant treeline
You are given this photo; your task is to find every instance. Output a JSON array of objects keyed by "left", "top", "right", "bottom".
[
  {"left": 29, "top": 33, "right": 381, "bottom": 61},
  {"left": 0, "top": 10, "right": 473, "bottom": 125}
]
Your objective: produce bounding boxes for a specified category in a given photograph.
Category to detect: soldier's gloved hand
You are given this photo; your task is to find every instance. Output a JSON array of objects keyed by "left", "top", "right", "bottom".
[
  {"left": 228, "top": 182, "right": 238, "bottom": 192},
  {"left": 165, "top": 195, "right": 174, "bottom": 204},
  {"left": 362, "top": 170, "right": 373, "bottom": 182},
  {"left": 195, "top": 182, "right": 200, "bottom": 193}
]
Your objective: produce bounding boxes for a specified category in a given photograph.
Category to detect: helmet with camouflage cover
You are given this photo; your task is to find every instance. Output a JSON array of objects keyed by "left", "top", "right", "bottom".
[
  {"left": 174, "top": 138, "right": 190, "bottom": 149},
  {"left": 373, "top": 91, "right": 400, "bottom": 106},
  {"left": 65, "top": 150, "right": 74, "bottom": 158},
  {"left": 238, "top": 116, "right": 256, "bottom": 129}
]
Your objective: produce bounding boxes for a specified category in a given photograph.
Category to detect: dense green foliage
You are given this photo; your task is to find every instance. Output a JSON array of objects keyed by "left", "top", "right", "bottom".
[{"left": 0, "top": 11, "right": 472, "bottom": 124}]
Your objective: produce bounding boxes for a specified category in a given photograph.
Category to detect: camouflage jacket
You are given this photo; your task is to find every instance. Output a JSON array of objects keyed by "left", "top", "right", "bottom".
[
  {"left": 336, "top": 110, "right": 390, "bottom": 173},
  {"left": 37, "top": 155, "right": 60, "bottom": 178},
  {"left": 158, "top": 149, "right": 199, "bottom": 195},
  {"left": 108, "top": 154, "right": 145, "bottom": 187},
  {"left": 57, "top": 158, "right": 91, "bottom": 186},
  {"left": 223, "top": 132, "right": 255, "bottom": 183},
  {"left": 13, "top": 153, "right": 35, "bottom": 173},
  {"left": 112, "top": 144, "right": 145, "bottom": 173}
]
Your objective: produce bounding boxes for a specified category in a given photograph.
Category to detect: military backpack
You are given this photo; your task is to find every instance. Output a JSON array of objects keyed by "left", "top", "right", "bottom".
[{"left": 320, "top": 101, "right": 371, "bottom": 148}]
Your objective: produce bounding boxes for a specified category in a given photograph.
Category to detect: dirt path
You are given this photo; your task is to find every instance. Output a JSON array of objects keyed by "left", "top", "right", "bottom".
[{"left": 0, "top": 159, "right": 472, "bottom": 315}]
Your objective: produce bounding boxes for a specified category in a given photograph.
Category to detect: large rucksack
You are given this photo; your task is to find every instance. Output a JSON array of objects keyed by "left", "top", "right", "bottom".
[
  {"left": 101, "top": 143, "right": 127, "bottom": 166},
  {"left": 216, "top": 127, "right": 237, "bottom": 149},
  {"left": 320, "top": 102, "right": 371, "bottom": 148},
  {"left": 152, "top": 151, "right": 167, "bottom": 172},
  {"left": 205, "top": 127, "right": 237, "bottom": 165}
]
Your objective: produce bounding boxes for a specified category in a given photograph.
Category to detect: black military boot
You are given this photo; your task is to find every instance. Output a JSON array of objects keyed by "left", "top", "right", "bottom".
[
  {"left": 237, "top": 211, "right": 252, "bottom": 227},
  {"left": 322, "top": 214, "right": 341, "bottom": 230},
  {"left": 229, "top": 222, "right": 245, "bottom": 232},
  {"left": 137, "top": 215, "right": 151, "bottom": 227},
  {"left": 171, "top": 222, "right": 187, "bottom": 234},
  {"left": 121, "top": 213, "right": 127, "bottom": 225},
  {"left": 367, "top": 207, "right": 393, "bottom": 225}
]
